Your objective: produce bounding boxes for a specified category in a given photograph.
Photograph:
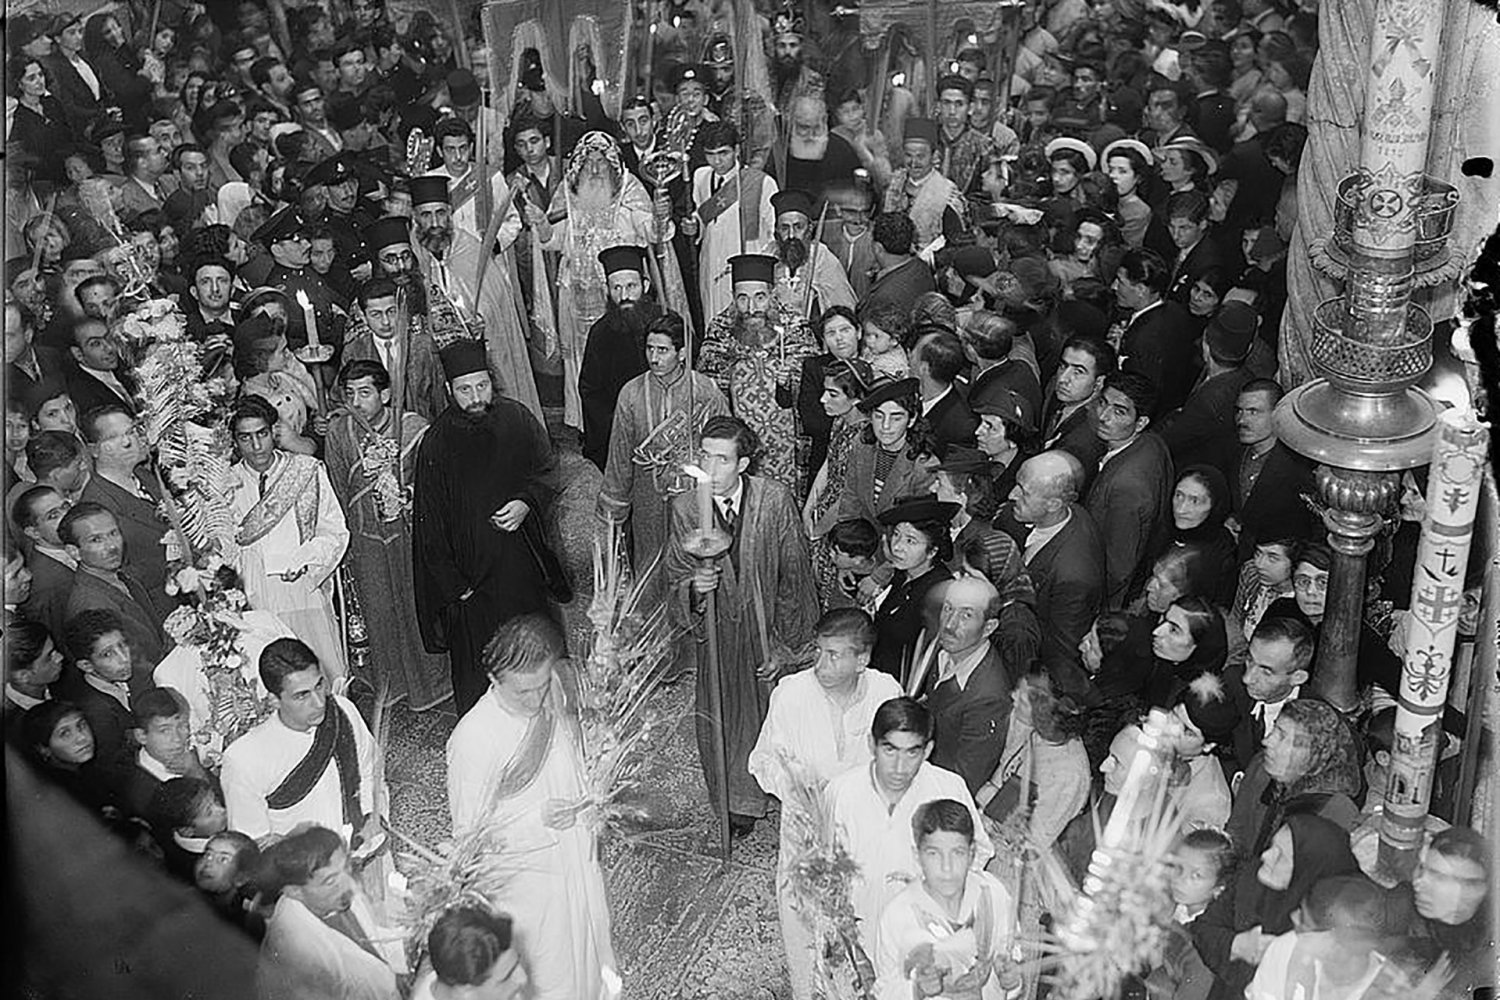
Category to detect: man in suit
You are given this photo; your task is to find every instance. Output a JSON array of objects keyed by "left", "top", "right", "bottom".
[
  {"left": 5, "top": 299, "right": 66, "bottom": 399},
  {"left": 1155, "top": 301, "right": 1258, "bottom": 479},
  {"left": 1185, "top": 43, "right": 1238, "bottom": 155},
  {"left": 1226, "top": 615, "right": 1315, "bottom": 774},
  {"left": 1229, "top": 378, "right": 1319, "bottom": 559},
  {"left": 1113, "top": 247, "right": 1196, "bottom": 417},
  {"left": 864, "top": 212, "right": 936, "bottom": 315},
  {"left": 914, "top": 330, "right": 978, "bottom": 454},
  {"left": 921, "top": 575, "right": 1013, "bottom": 795},
  {"left": 61, "top": 502, "right": 167, "bottom": 691},
  {"left": 13, "top": 484, "right": 78, "bottom": 641},
  {"left": 1085, "top": 371, "right": 1174, "bottom": 609},
  {"left": 998, "top": 450, "right": 1104, "bottom": 700},
  {"left": 340, "top": 271, "right": 448, "bottom": 422},
  {"left": 78, "top": 404, "right": 173, "bottom": 615},
  {"left": 1164, "top": 191, "right": 1227, "bottom": 306},
  {"left": 65, "top": 318, "right": 138, "bottom": 418},
  {"left": 1039, "top": 335, "right": 1113, "bottom": 483},
  {"left": 963, "top": 311, "right": 1043, "bottom": 420},
  {"left": 62, "top": 607, "right": 140, "bottom": 785},
  {"left": 115, "top": 134, "right": 174, "bottom": 223}
]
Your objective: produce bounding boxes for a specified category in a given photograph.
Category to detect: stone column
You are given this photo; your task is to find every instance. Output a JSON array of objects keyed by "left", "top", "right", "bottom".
[{"left": 1275, "top": 0, "right": 1454, "bottom": 708}]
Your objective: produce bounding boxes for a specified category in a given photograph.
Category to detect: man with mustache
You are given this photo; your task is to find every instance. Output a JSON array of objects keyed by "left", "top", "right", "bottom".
[
  {"left": 407, "top": 174, "right": 542, "bottom": 422},
  {"left": 769, "top": 188, "right": 855, "bottom": 321},
  {"left": 577, "top": 245, "right": 661, "bottom": 470},
  {"left": 412, "top": 340, "right": 560, "bottom": 713},
  {"left": 696, "top": 253, "right": 817, "bottom": 496}
]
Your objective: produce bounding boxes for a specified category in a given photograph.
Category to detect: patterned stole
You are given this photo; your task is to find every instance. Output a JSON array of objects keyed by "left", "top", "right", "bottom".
[
  {"left": 450, "top": 168, "right": 480, "bottom": 213},
  {"left": 481, "top": 696, "right": 558, "bottom": 809},
  {"left": 236, "top": 455, "right": 321, "bottom": 547},
  {"left": 697, "top": 168, "right": 767, "bottom": 243},
  {"left": 266, "top": 701, "right": 361, "bottom": 827}
]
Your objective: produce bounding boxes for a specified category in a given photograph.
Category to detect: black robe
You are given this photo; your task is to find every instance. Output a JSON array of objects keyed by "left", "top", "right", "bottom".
[
  {"left": 577, "top": 301, "right": 656, "bottom": 470},
  {"left": 412, "top": 398, "right": 558, "bottom": 712}
]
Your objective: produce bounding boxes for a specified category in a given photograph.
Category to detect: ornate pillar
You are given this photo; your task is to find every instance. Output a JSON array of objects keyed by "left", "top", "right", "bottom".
[{"left": 1275, "top": 0, "right": 1455, "bottom": 709}]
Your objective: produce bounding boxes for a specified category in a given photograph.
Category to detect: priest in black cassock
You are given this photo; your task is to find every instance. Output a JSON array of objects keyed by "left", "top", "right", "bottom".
[
  {"left": 577, "top": 244, "right": 659, "bottom": 470},
  {"left": 412, "top": 339, "right": 560, "bottom": 712}
]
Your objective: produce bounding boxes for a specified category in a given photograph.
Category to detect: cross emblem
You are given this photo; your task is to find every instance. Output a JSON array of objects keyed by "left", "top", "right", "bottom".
[
  {"left": 1442, "top": 486, "right": 1469, "bottom": 515},
  {"left": 1403, "top": 645, "right": 1448, "bottom": 701},
  {"left": 1368, "top": 189, "right": 1404, "bottom": 218},
  {"left": 1415, "top": 583, "right": 1462, "bottom": 621},
  {"left": 1435, "top": 546, "right": 1459, "bottom": 577}
]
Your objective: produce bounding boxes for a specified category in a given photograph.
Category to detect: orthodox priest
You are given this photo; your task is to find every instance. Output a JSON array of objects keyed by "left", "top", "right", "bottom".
[
  {"left": 598, "top": 311, "right": 729, "bottom": 607},
  {"left": 665, "top": 416, "right": 817, "bottom": 837},
  {"left": 577, "top": 245, "right": 659, "bottom": 470},
  {"left": 769, "top": 188, "right": 856, "bottom": 320},
  {"left": 413, "top": 340, "right": 559, "bottom": 714},
  {"left": 696, "top": 254, "right": 818, "bottom": 496},
  {"left": 446, "top": 614, "right": 619, "bottom": 1000},
  {"left": 407, "top": 174, "right": 542, "bottom": 422},
  {"left": 325, "top": 359, "right": 451, "bottom": 712},
  {"left": 537, "top": 132, "right": 686, "bottom": 432}
]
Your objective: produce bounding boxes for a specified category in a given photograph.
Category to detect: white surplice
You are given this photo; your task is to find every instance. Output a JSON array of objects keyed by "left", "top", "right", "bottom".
[
  {"left": 229, "top": 455, "right": 350, "bottom": 678},
  {"left": 873, "top": 871, "right": 1016, "bottom": 1000},
  {"left": 825, "top": 760, "right": 994, "bottom": 953},
  {"left": 446, "top": 685, "right": 620, "bottom": 1000},
  {"left": 221, "top": 694, "right": 376, "bottom": 842},
  {"left": 258, "top": 893, "right": 405, "bottom": 1000},
  {"left": 691, "top": 162, "right": 779, "bottom": 321},
  {"left": 749, "top": 668, "right": 904, "bottom": 1000}
]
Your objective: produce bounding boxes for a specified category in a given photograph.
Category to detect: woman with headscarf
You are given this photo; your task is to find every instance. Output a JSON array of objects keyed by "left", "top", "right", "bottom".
[
  {"left": 83, "top": 12, "right": 155, "bottom": 129},
  {"left": 1151, "top": 465, "right": 1238, "bottom": 607},
  {"left": 1192, "top": 813, "right": 1361, "bottom": 1000},
  {"left": 1143, "top": 595, "right": 1229, "bottom": 708},
  {"left": 1092, "top": 544, "right": 1215, "bottom": 703}
]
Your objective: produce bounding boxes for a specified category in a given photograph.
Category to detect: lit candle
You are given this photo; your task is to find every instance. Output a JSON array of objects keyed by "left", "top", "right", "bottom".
[
  {"left": 891, "top": 72, "right": 906, "bottom": 87},
  {"left": 295, "top": 289, "right": 320, "bottom": 349},
  {"left": 683, "top": 464, "right": 713, "bottom": 532}
]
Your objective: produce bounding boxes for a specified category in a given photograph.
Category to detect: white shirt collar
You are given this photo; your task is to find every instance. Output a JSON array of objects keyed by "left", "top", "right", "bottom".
[
  {"left": 1023, "top": 508, "right": 1072, "bottom": 564},
  {"left": 921, "top": 385, "right": 952, "bottom": 415},
  {"left": 36, "top": 543, "right": 78, "bottom": 570},
  {"left": 937, "top": 642, "right": 989, "bottom": 690},
  {"left": 5, "top": 684, "right": 48, "bottom": 711},
  {"left": 1128, "top": 299, "right": 1164, "bottom": 327},
  {"left": 137, "top": 748, "right": 180, "bottom": 781},
  {"left": 85, "top": 673, "right": 132, "bottom": 710},
  {"left": 716, "top": 478, "right": 745, "bottom": 517}
]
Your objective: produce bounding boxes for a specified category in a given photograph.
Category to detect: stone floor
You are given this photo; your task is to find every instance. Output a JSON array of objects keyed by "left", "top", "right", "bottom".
[{"left": 377, "top": 422, "right": 793, "bottom": 999}]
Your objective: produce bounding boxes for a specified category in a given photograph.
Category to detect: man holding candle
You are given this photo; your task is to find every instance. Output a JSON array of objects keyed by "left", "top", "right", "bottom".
[
  {"left": 664, "top": 414, "right": 816, "bottom": 837},
  {"left": 412, "top": 339, "right": 559, "bottom": 714}
]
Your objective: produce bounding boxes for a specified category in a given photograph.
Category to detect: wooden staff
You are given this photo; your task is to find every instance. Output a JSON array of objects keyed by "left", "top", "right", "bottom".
[
  {"left": 448, "top": 0, "right": 471, "bottom": 70},
  {"left": 926, "top": 0, "right": 940, "bottom": 114},
  {"left": 475, "top": 87, "right": 493, "bottom": 232},
  {"left": 798, "top": 199, "right": 830, "bottom": 321},
  {"left": 391, "top": 285, "right": 411, "bottom": 482},
  {"left": 640, "top": 0, "right": 658, "bottom": 101},
  {"left": 474, "top": 176, "right": 519, "bottom": 293},
  {"left": 29, "top": 192, "right": 58, "bottom": 275}
]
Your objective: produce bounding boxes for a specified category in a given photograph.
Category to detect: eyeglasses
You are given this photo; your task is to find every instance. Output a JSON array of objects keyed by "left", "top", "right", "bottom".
[{"left": 1292, "top": 573, "right": 1327, "bottom": 593}]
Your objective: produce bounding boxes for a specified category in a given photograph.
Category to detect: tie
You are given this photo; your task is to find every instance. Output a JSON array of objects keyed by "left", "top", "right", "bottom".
[
  {"left": 722, "top": 498, "right": 736, "bottom": 529},
  {"left": 259, "top": 472, "right": 269, "bottom": 498},
  {"left": 712, "top": 173, "right": 725, "bottom": 195}
]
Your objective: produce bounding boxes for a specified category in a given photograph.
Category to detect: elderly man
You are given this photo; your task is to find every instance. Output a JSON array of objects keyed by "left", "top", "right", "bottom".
[
  {"left": 997, "top": 451, "right": 1105, "bottom": 699},
  {"left": 780, "top": 96, "right": 861, "bottom": 204},
  {"left": 446, "top": 615, "right": 618, "bottom": 1000},
  {"left": 413, "top": 340, "right": 559, "bottom": 714},
  {"left": 537, "top": 132, "right": 681, "bottom": 431},
  {"left": 770, "top": 189, "right": 855, "bottom": 321},
  {"left": 687, "top": 120, "right": 778, "bottom": 321},
  {"left": 696, "top": 254, "right": 818, "bottom": 495},
  {"left": 408, "top": 174, "right": 542, "bottom": 422},
  {"left": 78, "top": 403, "right": 172, "bottom": 615},
  {"left": 577, "top": 245, "right": 661, "bottom": 470},
  {"left": 880, "top": 119, "right": 966, "bottom": 257}
]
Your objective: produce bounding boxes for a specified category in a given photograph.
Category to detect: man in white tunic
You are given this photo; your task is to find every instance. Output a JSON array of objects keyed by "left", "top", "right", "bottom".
[
  {"left": 749, "top": 609, "right": 903, "bottom": 1000},
  {"left": 428, "top": 116, "right": 522, "bottom": 248},
  {"left": 258, "top": 824, "right": 406, "bottom": 1000},
  {"left": 686, "top": 120, "right": 778, "bottom": 322},
  {"left": 446, "top": 614, "right": 620, "bottom": 1000},
  {"left": 221, "top": 637, "right": 379, "bottom": 846},
  {"left": 229, "top": 396, "right": 350, "bottom": 680},
  {"left": 825, "top": 697, "right": 993, "bottom": 956}
]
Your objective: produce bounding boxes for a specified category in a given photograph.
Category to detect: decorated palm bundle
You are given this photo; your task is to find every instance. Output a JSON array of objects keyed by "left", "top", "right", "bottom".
[
  {"left": 777, "top": 752, "right": 876, "bottom": 1000},
  {"left": 575, "top": 524, "right": 682, "bottom": 825}
]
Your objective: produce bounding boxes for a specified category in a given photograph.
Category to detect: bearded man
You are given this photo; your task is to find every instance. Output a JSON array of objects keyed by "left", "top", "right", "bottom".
[
  {"left": 769, "top": 13, "right": 823, "bottom": 120},
  {"left": 577, "top": 245, "right": 661, "bottom": 470},
  {"left": 770, "top": 189, "right": 855, "bottom": 321},
  {"left": 407, "top": 174, "right": 542, "bottom": 422},
  {"left": 696, "top": 253, "right": 817, "bottom": 496},
  {"left": 412, "top": 340, "right": 560, "bottom": 714},
  {"left": 536, "top": 132, "right": 687, "bottom": 433},
  {"left": 779, "top": 95, "right": 861, "bottom": 205}
]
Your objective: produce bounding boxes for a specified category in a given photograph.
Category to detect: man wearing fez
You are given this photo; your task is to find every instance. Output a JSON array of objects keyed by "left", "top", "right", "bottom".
[
  {"left": 406, "top": 173, "right": 543, "bottom": 422},
  {"left": 770, "top": 188, "right": 856, "bottom": 320},
  {"left": 326, "top": 358, "right": 452, "bottom": 712},
  {"left": 881, "top": 118, "right": 968, "bottom": 256},
  {"left": 696, "top": 253, "right": 817, "bottom": 496},
  {"left": 577, "top": 245, "right": 662, "bottom": 470},
  {"left": 413, "top": 340, "right": 559, "bottom": 714}
]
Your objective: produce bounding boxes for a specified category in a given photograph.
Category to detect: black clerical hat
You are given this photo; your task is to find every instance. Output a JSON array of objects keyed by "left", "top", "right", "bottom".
[
  {"left": 409, "top": 174, "right": 450, "bottom": 207},
  {"left": 439, "top": 339, "right": 488, "bottom": 381},
  {"left": 770, "top": 189, "right": 815, "bottom": 220},
  {"left": 598, "top": 245, "right": 647, "bottom": 277},
  {"left": 364, "top": 217, "right": 411, "bottom": 253},
  {"left": 728, "top": 253, "right": 777, "bottom": 286}
]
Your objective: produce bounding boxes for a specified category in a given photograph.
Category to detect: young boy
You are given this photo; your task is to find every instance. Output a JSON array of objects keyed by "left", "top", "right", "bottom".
[{"left": 827, "top": 517, "right": 883, "bottom": 611}]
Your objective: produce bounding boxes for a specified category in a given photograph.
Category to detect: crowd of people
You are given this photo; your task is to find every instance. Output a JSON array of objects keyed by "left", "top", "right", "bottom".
[{"left": 2, "top": 0, "right": 1493, "bottom": 998}]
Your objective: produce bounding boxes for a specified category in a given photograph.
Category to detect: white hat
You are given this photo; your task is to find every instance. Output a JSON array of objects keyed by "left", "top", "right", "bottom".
[
  {"left": 1101, "top": 138, "right": 1153, "bottom": 166},
  {"left": 268, "top": 122, "right": 305, "bottom": 144},
  {"left": 1044, "top": 137, "right": 1098, "bottom": 172}
]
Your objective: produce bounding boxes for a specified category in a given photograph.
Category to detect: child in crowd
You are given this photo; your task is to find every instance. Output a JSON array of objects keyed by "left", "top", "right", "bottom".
[
  {"left": 861, "top": 308, "right": 910, "bottom": 380},
  {"left": 1248, "top": 874, "right": 1393, "bottom": 1000},
  {"left": 827, "top": 517, "right": 883, "bottom": 612},
  {"left": 1146, "top": 828, "right": 1235, "bottom": 1000}
]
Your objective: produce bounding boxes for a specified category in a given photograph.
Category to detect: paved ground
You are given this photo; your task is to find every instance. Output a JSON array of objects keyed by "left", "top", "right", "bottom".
[{"left": 378, "top": 424, "right": 793, "bottom": 999}]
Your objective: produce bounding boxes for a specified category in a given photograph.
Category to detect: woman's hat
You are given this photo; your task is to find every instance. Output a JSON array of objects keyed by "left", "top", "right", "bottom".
[
  {"left": 1101, "top": 138, "right": 1153, "bottom": 166},
  {"left": 1155, "top": 136, "right": 1219, "bottom": 176},
  {"left": 856, "top": 376, "right": 920, "bottom": 414},
  {"left": 1044, "top": 137, "right": 1098, "bottom": 171},
  {"left": 876, "top": 496, "right": 962, "bottom": 527}
]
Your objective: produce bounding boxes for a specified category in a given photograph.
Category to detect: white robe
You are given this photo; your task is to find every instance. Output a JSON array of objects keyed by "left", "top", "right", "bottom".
[
  {"left": 258, "top": 894, "right": 405, "bottom": 1000},
  {"left": 873, "top": 872, "right": 1016, "bottom": 1000},
  {"left": 221, "top": 695, "right": 376, "bottom": 842},
  {"left": 446, "top": 686, "right": 620, "bottom": 1000},
  {"left": 748, "top": 668, "right": 904, "bottom": 1000},
  {"left": 229, "top": 456, "right": 350, "bottom": 679},
  {"left": 691, "top": 163, "right": 778, "bottom": 321},
  {"left": 825, "top": 760, "right": 994, "bottom": 953}
]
